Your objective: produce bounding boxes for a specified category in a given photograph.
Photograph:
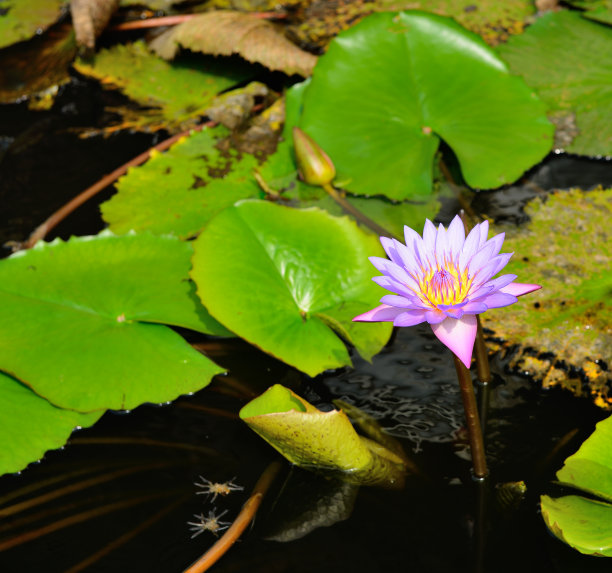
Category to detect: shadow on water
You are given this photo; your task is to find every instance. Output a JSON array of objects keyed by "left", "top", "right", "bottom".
[{"left": 1, "top": 79, "right": 611, "bottom": 572}]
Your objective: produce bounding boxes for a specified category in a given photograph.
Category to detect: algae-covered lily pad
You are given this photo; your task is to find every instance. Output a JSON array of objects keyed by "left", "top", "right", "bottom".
[
  {"left": 73, "top": 41, "right": 249, "bottom": 131},
  {"left": 541, "top": 414, "right": 612, "bottom": 556},
  {"left": 191, "top": 200, "right": 392, "bottom": 377},
  {"left": 101, "top": 125, "right": 261, "bottom": 238},
  {"left": 298, "top": 10, "right": 553, "bottom": 200},
  {"left": 0, "top": 232, "right": 226, "bottom": 412},
  {"left": 565, "top": 0, "right": 612, "bottom": 25},
  {"left": 0, "top": 0, "right": 65, "bottom": 49},
  {"left": 240, "top": 384, "right": 406, "bottom": 487},
  {"left": 0, "top": 372, "right": 102, "bottom": 475},
  {"left": 499, "top": 11, "right": 612, "bottom": 157},
  {"left": 482, "top": 188, "right": 612, "bottom": 407}
]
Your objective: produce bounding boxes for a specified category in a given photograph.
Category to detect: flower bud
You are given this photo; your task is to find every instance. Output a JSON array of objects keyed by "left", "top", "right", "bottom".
[{"left": 292, "top": 127, "right": 336, "bottom": 186}]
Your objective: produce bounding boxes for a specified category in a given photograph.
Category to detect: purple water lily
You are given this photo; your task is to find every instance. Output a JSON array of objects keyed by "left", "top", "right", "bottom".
[{"left": 353, "top": 215, "right": 540, "bottom": 368}]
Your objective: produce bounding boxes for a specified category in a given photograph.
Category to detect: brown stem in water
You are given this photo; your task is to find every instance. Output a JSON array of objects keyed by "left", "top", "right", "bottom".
[
  {"left": 438, "top": 158, "right": 479, "bottom": 225},
  {"left": 109, "top": 12, "right": 286, "bottom": 32},
  {"left": 453, "top": 355, "right": 488, "bottom": 479},
  {"left": 322, "top": 183, "right": 400, "bottom": 240},
  {"left": 182, "top": 461, "right": 282, "bottom": 573},
  {"left": 20, "top": 122, "right": 214, "bottom": 250}
]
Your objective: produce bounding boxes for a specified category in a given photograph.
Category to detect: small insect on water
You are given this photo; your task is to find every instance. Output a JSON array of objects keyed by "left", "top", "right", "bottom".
[
  {"left": 194, "top": 476, "right": 244, "bottom": 501},
  {"left": 187, "top": 509, "right": 231, "bottom": 538}
]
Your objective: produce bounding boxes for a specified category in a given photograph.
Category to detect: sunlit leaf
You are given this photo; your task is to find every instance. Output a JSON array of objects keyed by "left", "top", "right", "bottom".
[
  {"left": 240, "top": 384, "right": 405, "bottom": 487},
  {"left": 540, "top": 414, "right": 612, "bottom": 557},
  {"left": 191, "top": 200, "right": 392, "bottom": 377},
  {"left": 0, "top": 372, "right": 102, "bottom": 475},
  {"left": 483, "top": 188, "right": 612, "bottom": 407},
  {"left": 101, "top": 125, "right": 262, "bottom": 238},
  {"left": 150, "top": 10, "right": 317, "bottom": 77},
  {"left": 73, "top": 41, "right": 250, "bottom": 131},
  {"left": 499, "top": 11, "right": 612, "bottom": 157},
  {"left": 0, "top": 232, "right": 226, "bottom": 412},
  {"left": 299, "top": 10, "right": 553, "bottom": 200},
  {"left": 0, "top": 0, "right": 65, "bottom": 49},
  {"left": 564, "top": 0, "right": 612, "bottom": 25}
]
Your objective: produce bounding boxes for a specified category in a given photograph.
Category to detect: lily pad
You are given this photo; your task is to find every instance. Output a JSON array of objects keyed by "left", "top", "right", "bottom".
[
  {"left": 73, "top": 41, "right": 250, "bottom": 131},
  {"left": 191, "top": 200, "right": 392, "bottom": 377},
  {"left": 565, "top": 0, "right": 612, "bottom": 25},
  {"left": 298, "top": 10, "right": 553, "bottom": 200},
  {"left": 101, "top": 125, "right": 262, "bottom": 238},
  {"left": 482, "top": 188, "right": 612, "bottom": 407},
  {"left": 0, "top": 232, "right": 226, "bottom": 412},
  {"left": 240, "top": 384, "right": 406, "bottom": 487},
  {"left": 541, "top": 414, "right": 612, "bottom": 556},
  {"left": 0, "top": 372, "right": 102, "bottom": 475},
  {"left": 0, "top": 0, "right": 65, "bottom": 49},
  {"left": 498, "top": 11, "right": 612, "bottom": 157}
]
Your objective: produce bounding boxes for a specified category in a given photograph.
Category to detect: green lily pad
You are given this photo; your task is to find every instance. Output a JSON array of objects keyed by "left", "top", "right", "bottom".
[
  {"left": 101, "top": 125, "right": 262, "bottom": 238},
  {"left": 482, "top": 188, "right": 612, "bottom": 407},
  {"left": 0, "top": 0, "right": 65, "bottom": 49},
  {"left": 0, "top": 232, "right": 226, "bottom": 412},
  {"left": 298, "top": 10, "right": 553, "bottom": 200},
  {"left": 191, "top": 200, "right": 392, "bottom": 377},
  {"left": 541, "top": 414, "right": 612, "bottom": 556},
  {"left": 498, "top": 11, "right": 612, "bottom": 157},
  {"left": 565, "top": 1, "right": 612, "bottom": 25},
  {"left": 73, "top": 41, "right": 249, "bottom": 132},
  {"left": 0, "top": 371, "right": 102, "bottom": 475},
  {"left": 240, "top": 384, "right": 406, "bottom": 487}
]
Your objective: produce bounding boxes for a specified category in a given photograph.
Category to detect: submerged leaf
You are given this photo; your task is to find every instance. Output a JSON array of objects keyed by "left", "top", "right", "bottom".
[
  {"left": 499, "top": 11, "right": 612, "bottom": 157},
  {"left": 541, "top": 414, "right": 612, "bottom": 557},
  {"left": 483, "top": 188, "right": 612, "bottom": 408},
  {"left": 0, "top": 232, "right": 226, "bottom": 412},
  {"left": 0, "top": 0, "right": 65, "bottom": 49},
  {"left": 150, "top": 11, "right": 317, "bottom": 77},
  {"left": 191, "top": 201, "right": 392, "bottom": 377},
  {"left": 299, "top": 10, "right": 553, "bottom": 200},
  {"left": 0, "top": 372, "right": 102, "bottom": 475},
  {"left": 240, "top": 385, "right": 406, "bottom": 487},
  {"left": 73, "top": 41, "right": 249, "bottom": 131}
]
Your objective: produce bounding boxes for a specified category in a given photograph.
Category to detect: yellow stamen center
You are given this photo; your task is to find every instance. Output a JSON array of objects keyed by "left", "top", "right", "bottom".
[{"left": 417, "top": 264, "right": 472, "bottom": 307}]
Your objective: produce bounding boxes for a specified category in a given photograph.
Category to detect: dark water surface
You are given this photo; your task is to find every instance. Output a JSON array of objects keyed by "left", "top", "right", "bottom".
[{"left": 1, "top": 79, "right": 611, "bottom": 572}]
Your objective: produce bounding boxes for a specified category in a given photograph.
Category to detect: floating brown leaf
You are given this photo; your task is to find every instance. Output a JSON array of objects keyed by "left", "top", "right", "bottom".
[{"left": 150, "top": 11, "right": 317, "bottom": 77}]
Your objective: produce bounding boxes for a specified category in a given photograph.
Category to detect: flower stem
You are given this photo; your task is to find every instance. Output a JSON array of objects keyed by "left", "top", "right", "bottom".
[
  {"left": 322, "top": 183, "right": 401, "bottom": 240},
  {"left": 453, "top": 355, "right": 488, "bottom": 478},
  {"left": 474, "top": 316, "right": 491, "bottom": 430}
]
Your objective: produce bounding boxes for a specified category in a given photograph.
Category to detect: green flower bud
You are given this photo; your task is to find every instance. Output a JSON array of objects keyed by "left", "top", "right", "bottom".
[{"left": 292, "top": 127, "right": 336, "bottom": 186}]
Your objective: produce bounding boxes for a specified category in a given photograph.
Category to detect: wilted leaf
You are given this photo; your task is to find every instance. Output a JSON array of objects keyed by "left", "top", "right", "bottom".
[
  {"left": 540, "top": 414, "right": 612, "bottom": 557},
  {"left": 70, "top": 0, "right": 119, "bottom": 50},
  {"left": 299, "top": 10, "right": 553, "bottom": 200},
  {"left": 191, "top": 200, "right": 393, "bottom": 376},
  {"left": 483, "top": 188, "right": 612, "bottom": 407},
  {"left": 73, "top": 41, "right": 250, "bottom": 131},
  {"left": 150, "top": 10, "right": 317, "bottom": 77},
  {"left": 240, "top": 384, "right": 406, "bottom": 487},
  {"left": 0, "top": 232, "right": 226, "bottom": 412},
  {"left": 0, "top": 0, "right": 65, "bottom": 49},
  {"left": 499, "top": 11, "right": 612, "bottom": 157},
  {"left": 101, "top": 125, "right": 262, "bottom": 238},
  {"left": 0, "top": 372, "right": 102, "bottom": 475}
]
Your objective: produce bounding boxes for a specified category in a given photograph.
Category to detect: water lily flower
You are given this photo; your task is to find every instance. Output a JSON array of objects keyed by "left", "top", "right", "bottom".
[{"left": 353, "top": 216, "right": 541, "bottom": 368}]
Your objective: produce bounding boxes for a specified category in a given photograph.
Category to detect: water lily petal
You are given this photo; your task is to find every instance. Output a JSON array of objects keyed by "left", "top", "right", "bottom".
[
  {"left": 461, "top": 301, "right": 488, "bottom": 314},
  {"left": 478, "top": 291, "right": 518, "bottom": 309},
  {"left": 500, "top": 282, "right": 542, "bottom": 297},
  {"left": 471, "top": 252, "right": 513, "bottom": 285},
  {"left": 459, "top": 225, "right": 483, "bottom": 269},
  {"left": 447, "top": 215, "right": 466, "bottom": 258},
  {"left": 483, "top": 273, "right": 517, "bottom": 292},
  {"left": 380, "top": 294, "right": 416, "bottom": 308},
  {"left": 372, "top": 275, "right": 415, "bottom": 298},
  {"left": 477, "top": 220, "right": 489, "bottom": 247},
  {"left": 468, "top": 241, "right": 498, "bottom": 277},
  {"left": 481, "top": 232, "right": 505, "bottom": 258},
  {"left": 393, "top": 310, "right": 428, "bottom": 327},
  {"left": 425, "top": 309, "right": 447, "bottom": 324},
  {"left": 353, "top": 304, "right": 405, "bottom": 322},
  {"left": 431, "top": 314, "right": 477, "bottom": 368},
  {"left": 380, "top": 237, "right": 404, "bottom": 266},
  {"left": 369, "top": 256, "right": 411, "bottom": 284},
  {"left": 423, "top": 219, "right": 437, "bottom": 253}
]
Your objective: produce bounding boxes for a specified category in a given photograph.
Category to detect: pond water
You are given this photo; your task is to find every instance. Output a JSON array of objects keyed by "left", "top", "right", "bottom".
[{"left": 0, "top": 78, "right": 611, "bottom": 573}]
